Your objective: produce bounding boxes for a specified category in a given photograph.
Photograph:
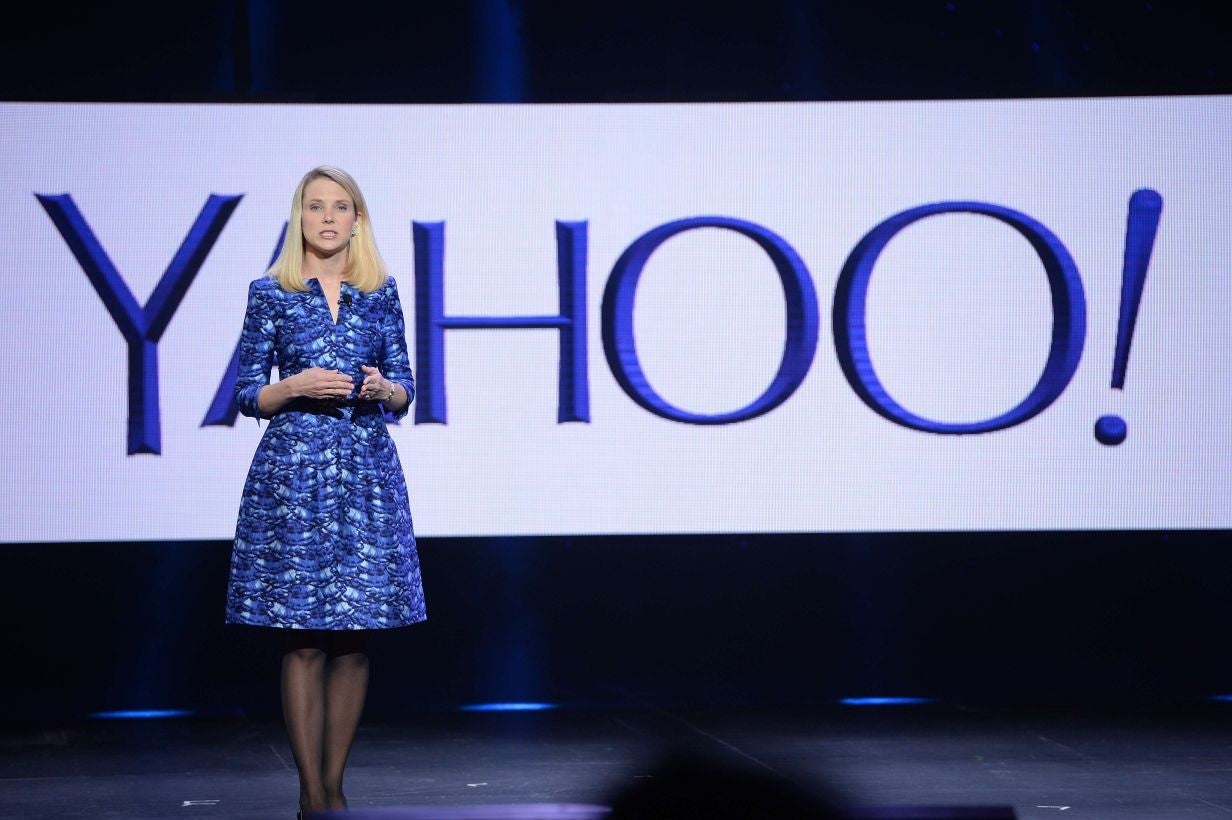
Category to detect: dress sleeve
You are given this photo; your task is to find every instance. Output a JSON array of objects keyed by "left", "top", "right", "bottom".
[
  {"left": 379, "top": 277, "right": 417, "bottom": 421},
  {"left": 234, "top": 279, "right": 277, "bottom": 419}
]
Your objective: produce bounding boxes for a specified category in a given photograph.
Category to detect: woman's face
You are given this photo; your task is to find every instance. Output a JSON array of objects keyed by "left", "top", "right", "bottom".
[{"left": 301, "top": 177, "right": 359, "bottom": 258}]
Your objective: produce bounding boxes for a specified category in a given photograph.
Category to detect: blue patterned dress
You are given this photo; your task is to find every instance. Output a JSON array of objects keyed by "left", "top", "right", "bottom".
[{"left": 225, "top": 275, "right": 427, "bottom": 630}]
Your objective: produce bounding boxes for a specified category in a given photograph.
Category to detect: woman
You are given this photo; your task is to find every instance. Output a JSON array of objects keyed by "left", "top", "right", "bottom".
[{"left": 226, "top": 166, "right": 427, "bottom": 818}]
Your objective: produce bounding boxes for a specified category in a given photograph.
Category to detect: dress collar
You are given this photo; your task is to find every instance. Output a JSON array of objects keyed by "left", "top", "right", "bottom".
[{"left": 305, "top": 278, "right": 356, "bottom": 296}]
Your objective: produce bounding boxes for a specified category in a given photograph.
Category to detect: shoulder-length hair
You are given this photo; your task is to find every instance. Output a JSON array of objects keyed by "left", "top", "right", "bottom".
[{"left": 269, "top": 165, "right": 388, "bottom": 293}]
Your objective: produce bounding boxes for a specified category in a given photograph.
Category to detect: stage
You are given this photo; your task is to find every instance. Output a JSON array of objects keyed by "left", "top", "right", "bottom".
[
  {"left": 4, "top": 4, "right": 1232, "bottom": 820},
  {"left": 5, "top": 702, "right": 1232, "bottom": 818}
]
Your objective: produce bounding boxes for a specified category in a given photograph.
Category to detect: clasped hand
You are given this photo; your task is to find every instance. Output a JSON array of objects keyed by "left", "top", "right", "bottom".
[{"left": 294, "top": 366, "right": 390, "bottom": 402}]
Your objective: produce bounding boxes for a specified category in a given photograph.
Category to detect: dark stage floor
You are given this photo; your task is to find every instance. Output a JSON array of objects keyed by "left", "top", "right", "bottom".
[{"left": 4, "top": 704, "right": 1232, "bottom": 819}]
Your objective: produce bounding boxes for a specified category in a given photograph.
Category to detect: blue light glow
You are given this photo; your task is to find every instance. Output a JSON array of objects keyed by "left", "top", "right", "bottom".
[
  {"left": 839, "top": 697, "right": 934, "bottom": 706},
  {"left": 1209, "top": 695, "right": 1232, "bottom": 703},
  {"left": 92, "top": 709, "right": 194, "bottom": 719},
  {"left": 460, "top": 702, "right": 557, "bottom": 712}
]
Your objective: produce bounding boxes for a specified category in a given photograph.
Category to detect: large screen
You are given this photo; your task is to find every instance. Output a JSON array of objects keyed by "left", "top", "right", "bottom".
[{"left": 3, "top": 97, "right": 1229, "bottom": 542}]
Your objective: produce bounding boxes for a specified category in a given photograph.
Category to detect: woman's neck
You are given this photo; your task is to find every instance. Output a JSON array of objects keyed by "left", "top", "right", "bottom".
[{"left": 303, "top": 248, "right": 348, "bottom": 282}]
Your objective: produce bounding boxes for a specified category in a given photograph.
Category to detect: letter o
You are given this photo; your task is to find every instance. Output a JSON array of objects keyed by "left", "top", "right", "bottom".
[
  {"left": 602, "top": 217, "right": 820, "bottom": 424},
  {"left": 833, "top": 202, "right": 1086, "bottom": 434}
]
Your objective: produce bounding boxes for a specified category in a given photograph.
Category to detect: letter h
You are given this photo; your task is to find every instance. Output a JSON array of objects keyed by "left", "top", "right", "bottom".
[{"left": 412, "top": 221, "right": 589, "bottom": 424}]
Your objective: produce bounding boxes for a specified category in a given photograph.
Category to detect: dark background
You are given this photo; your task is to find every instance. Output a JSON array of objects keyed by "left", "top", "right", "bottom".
[
  {"left": 3, "top": 1, "right": 1229, "bottom": 721},
  {"left": 4, "top": 2, "right": 1231, "bottom": 103}
]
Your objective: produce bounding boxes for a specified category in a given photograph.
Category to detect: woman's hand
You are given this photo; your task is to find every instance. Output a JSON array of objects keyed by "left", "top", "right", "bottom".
[
  {"left": 359, "top": 365, "right": 392, "bottom": 401},
  {"left": 292, "top": 367, "right": 355, "bottom": 400}
]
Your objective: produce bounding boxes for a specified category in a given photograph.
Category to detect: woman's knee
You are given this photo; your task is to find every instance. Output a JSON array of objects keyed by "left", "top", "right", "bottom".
[
  {"left": 283, "top": 646, "right": 328, "bottom": 666},
  {"left": 327, "top": 650, "right": 370, "bottom": 672}
]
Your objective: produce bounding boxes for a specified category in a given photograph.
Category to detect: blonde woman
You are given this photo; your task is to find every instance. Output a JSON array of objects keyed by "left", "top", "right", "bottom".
[{"left": 226, "top": 166, "right": 426, "bottom": 818}]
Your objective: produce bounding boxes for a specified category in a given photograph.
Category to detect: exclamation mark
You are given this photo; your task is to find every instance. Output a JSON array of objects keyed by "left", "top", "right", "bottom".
[{"left": 1095, "top": 188, "right": 1163, "bottom": 446}]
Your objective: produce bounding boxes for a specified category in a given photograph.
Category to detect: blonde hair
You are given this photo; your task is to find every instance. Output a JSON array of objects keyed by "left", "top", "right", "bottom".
[{"left": 269, "top": 165, "right": 388, "bottom": 293}]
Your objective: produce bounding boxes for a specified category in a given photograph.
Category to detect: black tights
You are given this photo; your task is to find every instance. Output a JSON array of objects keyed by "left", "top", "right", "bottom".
[{"left": 281, "top": 630, "right": 371, "bottom": 815}]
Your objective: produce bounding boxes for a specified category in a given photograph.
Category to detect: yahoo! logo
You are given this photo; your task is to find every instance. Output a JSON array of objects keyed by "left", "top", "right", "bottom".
[{"left": 37, "top": 190, "right": 1161, "bottom": 455}]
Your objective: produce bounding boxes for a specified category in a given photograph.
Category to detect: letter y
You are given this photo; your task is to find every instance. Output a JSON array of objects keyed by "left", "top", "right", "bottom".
[{"left": 37, "top": 193, "right": 242, "bottom": 454}]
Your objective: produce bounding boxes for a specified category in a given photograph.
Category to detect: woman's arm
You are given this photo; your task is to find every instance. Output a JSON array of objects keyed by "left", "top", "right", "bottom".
[
  {"left": 374, "top": 277, "right": 417, "bottom": 420},
  {"left": 234, "top": 280, "right": 276, "bottom": 419}
]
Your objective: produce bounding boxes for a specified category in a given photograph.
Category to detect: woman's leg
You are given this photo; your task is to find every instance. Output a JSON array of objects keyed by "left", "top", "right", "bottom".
[
  {"left": 282, "top": 631, "right": 329, "bottom": 813},
  {"left": 321, "top": 630, "right": 371, "bottom": 810}
]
